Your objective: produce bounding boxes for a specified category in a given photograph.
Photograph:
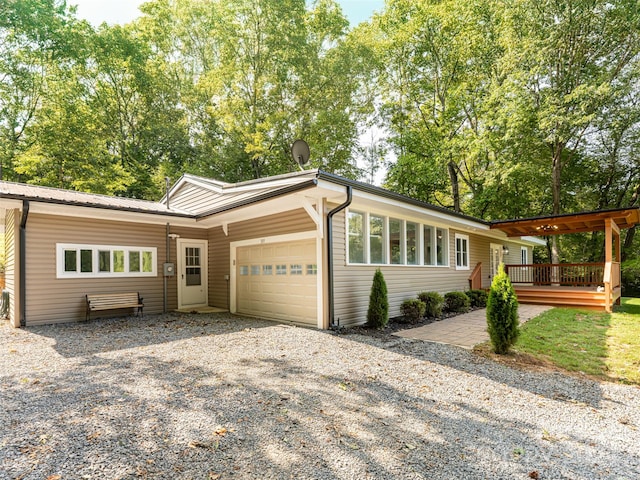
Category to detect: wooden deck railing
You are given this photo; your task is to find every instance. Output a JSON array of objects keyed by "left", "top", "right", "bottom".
[
  {"left": 468, "top": 262, "right": 482, "bottom": 290},
  {"left": 506, "top": 262, "right": 622, "bottom": 313},
  {"left": 505, "top": 263, "right": 605, "bottom": 286}
]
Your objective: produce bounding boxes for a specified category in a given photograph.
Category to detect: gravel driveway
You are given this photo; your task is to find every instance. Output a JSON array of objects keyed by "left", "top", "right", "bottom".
[{"left": 1, "top": 313, "right": 638, "bottom": 479}]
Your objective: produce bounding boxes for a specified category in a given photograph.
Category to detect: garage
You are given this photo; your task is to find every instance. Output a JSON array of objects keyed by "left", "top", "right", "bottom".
[{"left": 236, "top": 239, "right": 318, "bottom": 326}]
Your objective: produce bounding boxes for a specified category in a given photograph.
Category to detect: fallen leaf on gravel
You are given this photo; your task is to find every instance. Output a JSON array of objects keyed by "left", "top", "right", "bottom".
[
  {"left": 528, "top": 471, "right": 539, "bottom": 479},
  {"left": 404, "top": 444, "right": 416, "bottom": 450},
  {"left": 214, "top": 427, "right": 228, "bottom": 436},
  {"left": 188, "top": 440, "right": 219, "bottom": 450},
  {"left": 208, "top": 472, "right": 220, "bottom": 479},
  {"left": 47, "top": 476, "right": 61, "bottom": 480}
]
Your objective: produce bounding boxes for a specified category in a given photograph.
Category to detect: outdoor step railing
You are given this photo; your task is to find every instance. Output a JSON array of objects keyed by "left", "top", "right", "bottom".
[
  {"left": 468, "top": 262, "right": 482, "bottom": 290},
  {"left": 504, "top": 263, "right": 605, "bottom": 286}
]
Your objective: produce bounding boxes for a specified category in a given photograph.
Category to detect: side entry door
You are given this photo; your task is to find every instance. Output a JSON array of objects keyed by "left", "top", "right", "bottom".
[{"left": 177, "top": 239, "right": 208, "bottom": 308}]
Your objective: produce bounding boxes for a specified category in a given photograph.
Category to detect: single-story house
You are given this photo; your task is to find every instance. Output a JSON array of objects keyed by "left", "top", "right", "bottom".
[{"left": 0, "top": 169, "right": 546, "bottom": 329}]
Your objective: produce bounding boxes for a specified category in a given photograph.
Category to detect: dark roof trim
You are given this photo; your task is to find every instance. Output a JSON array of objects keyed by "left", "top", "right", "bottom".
[
  {"left": 195, "top": 179, "right": 319, "bottom": 219},
  {"left": 0, "top": 192, "right": 195, "bottom": 219},
  {"left": 315, "top": 170, "right": 490, "bottom": 226}
]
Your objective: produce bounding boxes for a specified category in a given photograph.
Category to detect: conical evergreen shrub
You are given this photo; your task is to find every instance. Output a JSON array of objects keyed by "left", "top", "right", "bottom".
[
  {"left": 486, "top": 263, "right": 519, "bottom": 354},
  {"left": 367, "top": 269, "right": 389, "bottom": 329}
]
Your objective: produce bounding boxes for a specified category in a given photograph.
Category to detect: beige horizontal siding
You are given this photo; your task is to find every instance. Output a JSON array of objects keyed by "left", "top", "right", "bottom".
[
  {"left": 208, "top": 208, "right": 316, "bottom": 310},
  {"left": 23, "top": 213, "right": 204, "bottom": 326},
  {"left": 332, "top": 212, "right": 508, "bottom": 326},
  {"left": 169, "top": 184, "right": 218, "bottom": 214}
]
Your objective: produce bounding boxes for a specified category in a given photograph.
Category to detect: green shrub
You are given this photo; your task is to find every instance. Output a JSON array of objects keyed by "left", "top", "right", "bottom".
[
  {"left": 367, "top": 269, "right": 389, "bottom": 329},
  {"left": 444, "top": 291, "right": 471, "bottom": 313},
  {"left": 486, "top": 263, "right": 519, "bottom": 354},
  {"left": 466, "top": 289, "right": 488, "bottom": 308},
  {"left": 400, "top": 299, "right": 426, "bottom": 324},
  {"left": 622, "top": 259, "right": 640, "bottom": 297},
  {"left": 418, "top": 291, "right": 444, "bottom": 317}
]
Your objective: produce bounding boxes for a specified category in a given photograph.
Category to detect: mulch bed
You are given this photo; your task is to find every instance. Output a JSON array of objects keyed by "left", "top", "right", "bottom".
[{"left": 335, "top": 308, "right": 485, "bottom": 340}]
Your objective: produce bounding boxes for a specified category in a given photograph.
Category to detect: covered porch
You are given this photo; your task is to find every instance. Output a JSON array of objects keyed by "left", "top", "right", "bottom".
[{"left": 490, "top": 208, "right": 640, "bottom": 312}]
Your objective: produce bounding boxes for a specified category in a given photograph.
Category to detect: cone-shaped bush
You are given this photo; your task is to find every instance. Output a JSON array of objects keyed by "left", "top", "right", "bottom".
[
  {"left": 367, "top": 269, "right": 389, "bottom": 329},
  {"left": 486, "top": 263, "right": 519, "bottom": 354}
]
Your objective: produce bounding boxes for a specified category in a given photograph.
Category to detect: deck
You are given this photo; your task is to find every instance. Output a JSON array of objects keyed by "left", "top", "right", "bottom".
[
  {"left": 492, "top": 208, "right": 638, "bottom": 313},
  {"left": 505, "top": 263, "right": 621, "bottom": 312}
]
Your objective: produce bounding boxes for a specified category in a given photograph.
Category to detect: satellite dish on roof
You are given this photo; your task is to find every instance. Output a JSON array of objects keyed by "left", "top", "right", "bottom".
[{"left": 291, "top": 139, "right": 310, "bottom": 170}]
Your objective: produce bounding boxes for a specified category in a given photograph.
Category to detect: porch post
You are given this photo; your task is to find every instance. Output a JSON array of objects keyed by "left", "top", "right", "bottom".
[
  {"left": 604, "top": 218, "right": 620, "bottom": 313},
  {"left": 613, "top": 219, "right": 621, "bottom": 306},
  {"left": 604, "top": 219, "right": 612, "bottom": 313}
]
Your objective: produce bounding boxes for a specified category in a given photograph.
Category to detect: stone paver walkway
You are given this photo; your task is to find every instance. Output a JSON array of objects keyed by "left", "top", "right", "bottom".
[{"left": 394, "top": 304, "right": 553, "bottom": 349}]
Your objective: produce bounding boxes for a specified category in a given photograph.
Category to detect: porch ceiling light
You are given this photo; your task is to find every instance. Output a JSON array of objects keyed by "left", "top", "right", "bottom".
[{"left": 535, "top": 224, "right": 559, "bottom": 233}]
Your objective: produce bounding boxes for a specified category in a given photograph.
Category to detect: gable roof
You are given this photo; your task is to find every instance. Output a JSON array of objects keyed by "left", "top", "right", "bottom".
[
  {"left": 0, "top": 171, "right": 567, "bottom": 247},
  {"left": 167, "top": 169, "right": 491, "bottom": 227},
  {"left": 165, "top": 170, "right": 319, "bottom": 216}
]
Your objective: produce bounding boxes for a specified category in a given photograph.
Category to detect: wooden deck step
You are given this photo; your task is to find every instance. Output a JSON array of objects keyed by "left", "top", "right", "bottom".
[{"left": 514, "top": 286, "right": 620, "bottom": 311}]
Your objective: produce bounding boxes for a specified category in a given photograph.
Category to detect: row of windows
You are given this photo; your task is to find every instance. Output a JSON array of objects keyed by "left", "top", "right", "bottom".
[
  {"left": 347, "top": 211, "right": 470, "bottom": 269},
  {"left": 57, "top": 244, "right": 157, "bottom": 278},
  {"left": 239, "top": 264, "right": 318, "bottom": 276}
]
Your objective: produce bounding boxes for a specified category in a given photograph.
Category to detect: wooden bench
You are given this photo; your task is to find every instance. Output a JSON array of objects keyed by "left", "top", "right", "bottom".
[{"left": 85, "top": 292, "right": 143, "bottom": 321}]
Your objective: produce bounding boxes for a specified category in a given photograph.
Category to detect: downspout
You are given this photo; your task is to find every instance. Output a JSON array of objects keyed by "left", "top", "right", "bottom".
[
  {"left": 164, "top": 223, "right": 170, "bottom": 313},
  {"left": 163, "top": 177, "right": 171, "bottom": 313},
  {"left": 326, "top": 186, "right": 352, "bottom": 329},
  {"left": 19, "top": 200, "right": 29, "bottom": 327}
]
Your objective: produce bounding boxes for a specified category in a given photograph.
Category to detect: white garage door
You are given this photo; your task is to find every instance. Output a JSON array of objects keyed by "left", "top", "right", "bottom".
[{"left": 236, "top": 239, "right": 318, "bottom": 326}]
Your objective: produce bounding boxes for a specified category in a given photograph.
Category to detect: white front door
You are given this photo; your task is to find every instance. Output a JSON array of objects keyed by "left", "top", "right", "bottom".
[
  {"left": 489, "top": 243, "right": 504, "bottom": 281},
  {"left": 177, "top": 239, "right": 208, "bottom": 308}
]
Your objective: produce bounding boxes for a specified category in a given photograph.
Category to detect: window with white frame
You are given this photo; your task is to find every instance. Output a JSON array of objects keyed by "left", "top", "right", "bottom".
[
  {"left": 57, "top": 244, "right": 156, "bottom": 278},
  {"left": 347, "top": 211, "right": 365, "bottom": 264},
  {"left": 521, "top": 246, "right": 528, "bottom": 265},
  {"left": 389, "top": 218, "right": 402, "bottom": 264},
  {"left": 369, "top": 215, "right": 384, "bottom": 264},
  {"left": 406, "top": 221, "right": 417, "bottom": 265},
  {"left": 423, "top": 226, "right": 449, "bottom": 266},
  {"left": 346, "top": 209, "right": 450, "bottom": 267},
  {"left": 423, "top": 225, "right": 434, "bottom": 265},
  {"left": 436, "top": 228, "right": 448, "bottom": 266},
  {"left": 455, "top": 234, "right": 469, "bottom": 270}
]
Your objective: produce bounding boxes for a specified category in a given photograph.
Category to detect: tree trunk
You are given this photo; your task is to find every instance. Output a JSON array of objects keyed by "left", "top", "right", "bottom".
[
  {"left": 448, "top": 160, "right": 461, "bottom": 213},
  {"left": 622, "top": 226, "right": 635, "bottom": 262},
  {"left": 550, "top": 144, "right": 563, "bottom": 265}
]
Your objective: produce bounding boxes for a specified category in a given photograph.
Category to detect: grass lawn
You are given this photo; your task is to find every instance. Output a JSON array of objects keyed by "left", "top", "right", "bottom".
[{"left": 513, "top": 297, "right": 640, "bottom": 384}]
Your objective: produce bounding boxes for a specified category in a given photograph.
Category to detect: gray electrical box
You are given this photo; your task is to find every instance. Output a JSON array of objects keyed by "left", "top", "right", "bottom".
[{"left": 163, "top": 263, "right": 176, "bottom": 276}]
